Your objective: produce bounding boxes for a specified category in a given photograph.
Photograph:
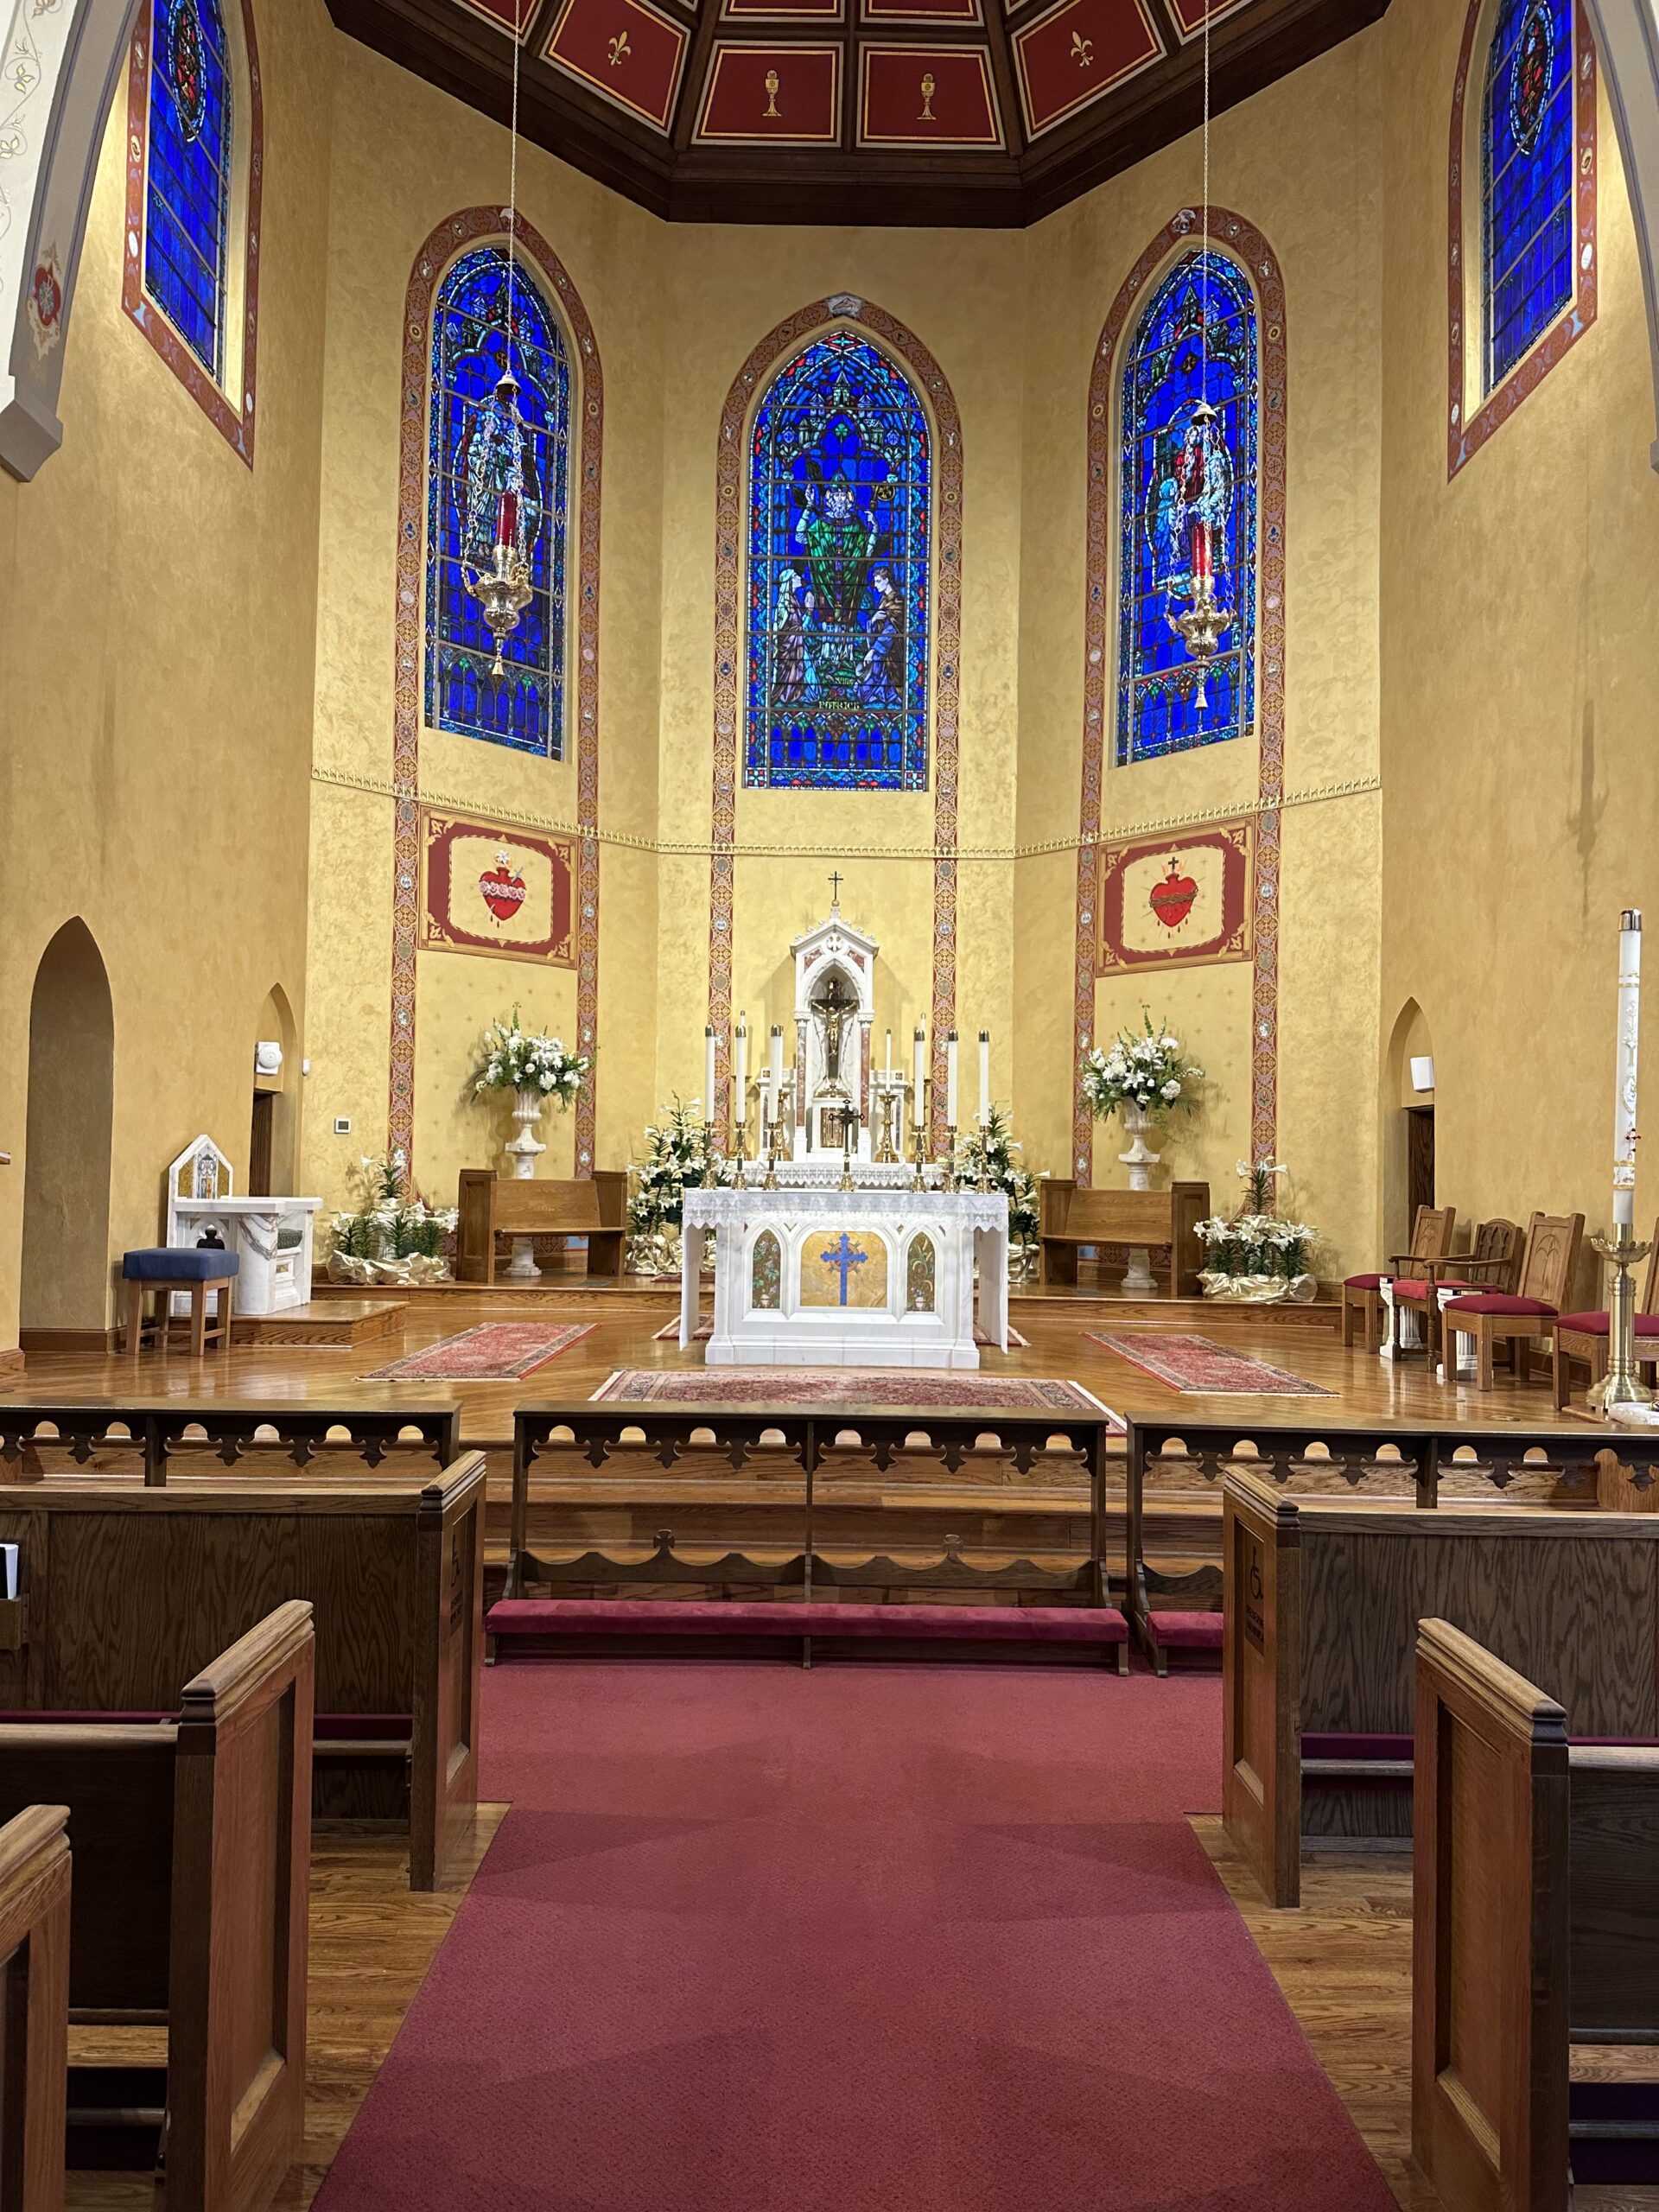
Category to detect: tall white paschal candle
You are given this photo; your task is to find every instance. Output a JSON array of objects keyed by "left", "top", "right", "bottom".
[
  {"left": 978, "top": 1031, "right": 991, "bottom": 1128},
  {"left": 1615, "top": 909, "right": 1643, "bottom": 1229},
  {"left": 945, "top": 1032, "right": 960, "bottom": 1128},
  {"left": 704, "top": 1027, "right": 717, "bottom": 1127},
  {"left": 734, "top": 1017, "right": 748, "bottom": 1124},
  {"left": 770, "top": 1025, "right": 785, "bottom": 1124},
  {"left": 912, "top": 1025, "right": 926, "bottom": 1112}
]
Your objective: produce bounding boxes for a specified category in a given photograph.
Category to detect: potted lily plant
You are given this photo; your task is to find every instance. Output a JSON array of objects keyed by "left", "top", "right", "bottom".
[{"left": 1195, "top": 1160, "right": 1320, "bottom": 1303}]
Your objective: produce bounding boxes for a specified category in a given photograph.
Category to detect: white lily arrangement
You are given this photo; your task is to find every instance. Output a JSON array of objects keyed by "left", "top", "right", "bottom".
[
  {"left": 472, "top": 1010, "right": 590, "bottom": 1103},
  {"left": 328, "top": 1149, "right": 459, "bottom": 1274},
  {"left": 1194, "top": 1160, "right": 1319, "bottom": 1294},
  {"left": 628, "top": 1096, "right": 720, "bottom": 1236},
  {"left": 1081, "top": 1009, "right": 1204, "bottom": 1122}
]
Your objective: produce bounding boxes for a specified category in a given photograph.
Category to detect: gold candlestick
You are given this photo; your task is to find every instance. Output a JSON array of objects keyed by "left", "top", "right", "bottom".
[
  {"left": 942, "top": 1124, "right": 958, "bottom": 1194},
  {"left": 1588, "top": 1222, "right": 1656, "bottom": 1412},
  {"left": 761, "top": 1110, "right": 779, "bottom": 1191},
  {"left": 701, "top": 1122, "right": 719, "bottom": 1189},
  {"left": 911, "top": 1080, "right": 930, "bottom": 1185}
]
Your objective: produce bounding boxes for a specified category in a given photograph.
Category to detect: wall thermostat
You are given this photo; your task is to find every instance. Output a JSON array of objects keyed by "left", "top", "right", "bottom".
[{"left": 333, "top": 1116, "right": 353, "bottom": 1135}]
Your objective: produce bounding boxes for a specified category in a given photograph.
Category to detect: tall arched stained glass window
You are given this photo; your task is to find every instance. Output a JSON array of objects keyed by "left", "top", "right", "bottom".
[
  {"left": 144, "top": 0, "right": 233, "bottom": 380},
  {"left": 1117, "top": 250, "right": 1258, "bottom": 768},
  {"left": 1482, "top": 0, "right": 1574, "bottom": 393},
  {"left": 426, "top": 247, "right": 571, "bottom": 758},
  {"left": 746, "top": 330, "right": 931, "bottom": 791}
]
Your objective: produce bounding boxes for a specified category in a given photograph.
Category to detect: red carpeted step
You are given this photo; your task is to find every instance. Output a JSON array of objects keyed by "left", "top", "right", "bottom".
[
  {"left": 1144, "top": 1610, "right": 1224, "bottom": 1649},
  {"left": 486, "top": 1597, "right": 1129, "bottom": 1644}
]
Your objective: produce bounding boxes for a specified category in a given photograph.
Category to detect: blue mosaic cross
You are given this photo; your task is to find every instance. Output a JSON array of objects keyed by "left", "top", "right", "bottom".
[{"left": 819, "top": 1231, "right": 868, "bottom": 1306}]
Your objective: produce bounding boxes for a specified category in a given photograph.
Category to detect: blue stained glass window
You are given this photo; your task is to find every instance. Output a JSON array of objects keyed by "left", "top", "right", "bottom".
[
  {"left": 425, "top": 246, "right": 570, "bottom": 758},
  {"left": 1483, "top": 0, "right": 1575, "bottom": 393},
  {"left": 746, "top": 330, "right": 931, "bottom": 791},
  {"left": 1117, "top": 250, "right": 1258, "bottom": 767},
  {"left": 145, "top": 0, "right": 232, "bottom": 379}
]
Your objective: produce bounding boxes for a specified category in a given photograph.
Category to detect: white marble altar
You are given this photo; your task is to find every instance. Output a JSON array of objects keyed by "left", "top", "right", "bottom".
[
  {"left": 680, "top": 1180, "right": 1008, "bottom": 1370},
  {"left": 165, "top": 1135, "right": 321, "bottom": 1317}
]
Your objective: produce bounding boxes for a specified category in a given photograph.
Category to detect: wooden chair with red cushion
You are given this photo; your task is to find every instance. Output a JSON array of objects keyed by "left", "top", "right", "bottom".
[
  {"left": 1550, "top": 1223, "right": 1659, "bottom": 1410},
  {"left": 1388, "top": 1217, "right": 1520, "bottom": 1364},
  {"left": 1440, "top": 1210, "right": 1585, "bottom": 1391},
  {"left": 1342, "top": 1204, "right": 1457, "bottom": 1353}
]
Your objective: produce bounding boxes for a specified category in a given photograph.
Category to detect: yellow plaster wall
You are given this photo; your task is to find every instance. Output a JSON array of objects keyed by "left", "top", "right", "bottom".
[
  {"left": 1377, "top": 0, "right": 1659, "bottom": 1262},
  {"left": 0, "top": 0, "right": 334, "bottom": 1351}
]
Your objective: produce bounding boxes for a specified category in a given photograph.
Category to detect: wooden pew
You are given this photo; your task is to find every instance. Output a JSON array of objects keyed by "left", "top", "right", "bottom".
[
  {"left": 1037, "top": 1179, "right": 1209, "bottom": 1294},
  {"left": 0, "top": 1605, "right": 313, "bottom": 2212},
  {"left": 0, "top": 1804, "right": 71, "bottom": 2212},
  {"left": 0, "top": 1398, "right": 462, "bottom": 1486},
  {"left": 456, "top": 1169, "right": 628, "bottom": 1283},
  {"left": 1220, "top": 1471, "right": 1659, "bottom": 1906},
  {"left": 1413, "top": 1618, "right": 1659, "bottom": 2211},
  {"left": 0, "top": 1460, "right": 486, "bottom": 1890}
]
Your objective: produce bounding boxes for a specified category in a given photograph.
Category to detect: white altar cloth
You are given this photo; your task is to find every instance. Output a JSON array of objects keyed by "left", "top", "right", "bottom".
[{"left": 681, "top": 1184, "right": 1008, "bottom": 1370}]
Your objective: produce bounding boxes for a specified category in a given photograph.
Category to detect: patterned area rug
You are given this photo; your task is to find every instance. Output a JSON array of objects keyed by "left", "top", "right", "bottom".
[
  {"left": 365, "top": 1323, "right": 594, "bottom": 1381},
  {"left": 592, "top": 1370, "right": 1117, "bottom": 1416},
  {"left": 653, "top": 1319, "right": 1030, "bottom": 1349},
  {"left": 1085, "top": 1332, "right": 1333, "bottom": 1397}
]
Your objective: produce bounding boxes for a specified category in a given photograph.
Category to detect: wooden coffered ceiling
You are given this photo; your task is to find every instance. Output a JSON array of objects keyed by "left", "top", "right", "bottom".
[{"left": 324, "top": 0, "right": 1389, "bottom": 227}]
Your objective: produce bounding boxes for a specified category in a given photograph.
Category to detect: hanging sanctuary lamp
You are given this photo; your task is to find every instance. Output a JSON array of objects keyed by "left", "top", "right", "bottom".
[
  {"left": 1168, "top": 0, "right": 1231, "bottom": 715},
  {"left": 462, "top": 10, "right": 534, "bottom": 677}
]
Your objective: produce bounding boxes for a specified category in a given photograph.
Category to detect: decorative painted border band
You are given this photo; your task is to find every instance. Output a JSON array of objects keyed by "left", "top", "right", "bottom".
[
  {"left": 707, "top": 295, "right": 963, "bottom": 1149},
  {"left": 1447, "top": 0, "right": 1597, "bottom": 477},
  {"left": 1072, "top": 207, "right": 1288, "bottom": 1182},
  {"left": 122, "top": 0, "right": 264, "bottom": 464},
  {"left": 389, "top": 207, "right": 604, "bottom": 1178}
]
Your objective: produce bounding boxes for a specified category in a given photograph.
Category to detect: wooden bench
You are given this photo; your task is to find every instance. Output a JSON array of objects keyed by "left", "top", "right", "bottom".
[
  {"left": 1037, "top": 1180, "right": 1208, "bottom": 1293},
  {"left": 0, "top": 1460, "right": 485, "bottom": 1890},
  {"left": 1219, "top": 1471, "right": 1659, "bottom": 1906},
  {"left": 0, "top": 1804, "right": 71, "bottom": 2212},
  {"left": 1413, "top": 1618, "right": 1659, "bottom": 2209},
  {"left": 0, "top": 1397, "right": 463, "bottom": 1486},
  {"left": 490, "top": 1402, "right": 1129, "bottom": 1668},
  {"left": 456, "top": 1169, "right": 627, "bottom": 1284},
  {"left": 0, "top": 1604, "right": 314, "bottom": 2212}
]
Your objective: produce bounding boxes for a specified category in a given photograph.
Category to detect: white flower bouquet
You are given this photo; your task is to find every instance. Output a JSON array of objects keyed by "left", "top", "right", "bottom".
[
  {"left": 327, "top": 1150, "right": 460, "bottom": 1285},
  {"left": 1081, "top": 1010, "right": 1204, "bottom": 1123},
  {"left": 1194, "top": 1160, "right": 1319, "bottom": 1301},
  {"left": 472, "top": 1010, "right": 590, "bottom": 1104}
]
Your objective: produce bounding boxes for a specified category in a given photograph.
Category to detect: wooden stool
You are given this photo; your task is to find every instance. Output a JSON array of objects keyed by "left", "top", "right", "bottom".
[{"left": 121, "top": 1248, "right": 239, "bottom": 1357}]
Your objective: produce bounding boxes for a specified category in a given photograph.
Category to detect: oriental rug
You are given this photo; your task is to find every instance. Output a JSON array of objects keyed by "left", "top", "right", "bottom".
[
  {"left": 311, "top": 1665, "right": 1397, "bottom": 2212},
  {"left": 365, "top": 1322, "right": 594, "bottom": 1382},
  {"left": 1086, "top": 1331, "right": 1333, "bottom": 1396},
  {"left": 654, "top": 1317, "right": 1030, "bottom": 1348},
  {"left": 592, "top": 1368, "right": 1116, "bottom": 1416}
]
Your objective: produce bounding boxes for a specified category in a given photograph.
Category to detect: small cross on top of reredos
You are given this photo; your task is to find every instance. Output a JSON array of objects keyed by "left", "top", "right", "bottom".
[{"left": 828, "top": 868, "right": 844, "bottom": 909}]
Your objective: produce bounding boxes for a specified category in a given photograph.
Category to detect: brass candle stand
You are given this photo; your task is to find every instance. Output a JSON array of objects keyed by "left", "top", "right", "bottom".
[
  {"left": 1588, "top": 1222, "right": 1656, "bottom": 1414},
  {"left": 700, "top": 1122, "right": 719, "bottom": 1189},
  {"left": 910, "top": 1082, "right": 931, "bottom": 1186},
  {"left": 942, "top": 1124, "right": 959, "bottom": 1193},
  {"left": 760, "top": 1111, "right": 780, "bottom": 1191}
]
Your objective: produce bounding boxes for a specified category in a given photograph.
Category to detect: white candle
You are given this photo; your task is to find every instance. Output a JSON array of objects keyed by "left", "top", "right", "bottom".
[
  {"left": 945, "top": 1031, "right": 959, "bottom": 1128},
  {"left": 912, "top": 1025, "right": 926, "bottom": 1110},
  {"left": 734, "top": 1016, "right": 748, "bottom": 1124},
  {"left": 978, "top": 1030, "right": 991, "bottom": 1129},
  {"left": 1615, "top": 909, "right": 1643, "bottom": 1229},
  {"left": 885, "top": 1028, "right": 893, "bottom": 1074},
  {"left": 770, "top": 1025, "right": 785, "bottom": 1122},
  {"left": 703, "top": 1026, "right": 716, "bottom": 1125}
]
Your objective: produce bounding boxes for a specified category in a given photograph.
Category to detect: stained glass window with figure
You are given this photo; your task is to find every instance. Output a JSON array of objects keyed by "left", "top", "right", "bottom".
[
  {"left": 747, "top": 330, "right": 931, "bottom": 791},
  {"left": 144, "top": 0, "right": 233, "bottom": 379},
  {"left": 1117, "top": 249, "right": 1258, "bottom": 768},
  {"left": 426, "top": 245, "right": 570, "bottom": 758},
  {"left": 1482, "top": 0, "right": 1574, "bottom": 392}
]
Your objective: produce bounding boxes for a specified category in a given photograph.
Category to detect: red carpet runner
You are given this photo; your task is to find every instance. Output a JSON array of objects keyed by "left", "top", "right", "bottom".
[{"left": 314, "top": 1665, "right": 1395, "bottom": 2211}]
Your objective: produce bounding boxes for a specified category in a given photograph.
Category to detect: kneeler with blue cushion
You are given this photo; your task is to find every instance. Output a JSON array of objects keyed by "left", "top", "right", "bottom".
[{"left": 121, "top": 1246, "right": 239, "bottom": 1358}]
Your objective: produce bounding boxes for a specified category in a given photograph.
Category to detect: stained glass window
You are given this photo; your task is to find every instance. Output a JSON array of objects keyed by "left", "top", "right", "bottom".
[
  {"left": 144, "top": 0, "right": 232, "bottom": 379},
  {"left": 1117, "top": 250, "right": 1258, "bottom": 768},
  {"left": 426, "top": 246, "right": 570, "bottom": 758},
  {"left": 1483, "top": 0, "right": 1574, "bottom": 392},
  {"left": 746, "top": 330, "right": 931, "bottom": 791}
]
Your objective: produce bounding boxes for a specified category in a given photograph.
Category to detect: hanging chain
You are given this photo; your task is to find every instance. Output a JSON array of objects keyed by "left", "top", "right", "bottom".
[
  {"left": 505, "top": 3, "right": 523, "bottom": 360},
  {"left": 1200, "top": 0, "right": 1211, "bottom": 398}
]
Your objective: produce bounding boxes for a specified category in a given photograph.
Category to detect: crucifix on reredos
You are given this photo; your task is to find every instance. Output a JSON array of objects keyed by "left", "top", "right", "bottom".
[{"left": 788, "top": 888, "right": 880, "bottom": 1160}]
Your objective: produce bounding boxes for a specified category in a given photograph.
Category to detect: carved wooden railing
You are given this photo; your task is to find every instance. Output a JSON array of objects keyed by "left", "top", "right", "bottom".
[{"left": 0, "top": 1399, "right": 464, "bottom": 1486}]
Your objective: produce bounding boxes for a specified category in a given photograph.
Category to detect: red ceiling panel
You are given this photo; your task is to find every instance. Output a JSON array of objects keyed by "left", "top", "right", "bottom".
[
  {"left": 1012, "top": 0, "right": 1161, "bottom": 137},
  {"left": 861, "top": 0, "right": 984, "bottom": 25},
  {"left": 696, "top": 43, "right": 843, "bottom": 141},
  {"left": 541, "top": 0, "right": 689, "bottom": 127},
  {"left": 859, "top": 45, "right": 1002, "bottom": 145},
  {"left": 723, "top": 0, "right": 844, "bottom": 22}
]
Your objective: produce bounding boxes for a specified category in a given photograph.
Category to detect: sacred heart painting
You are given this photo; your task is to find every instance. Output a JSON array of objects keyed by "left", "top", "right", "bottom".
[
  {"left": 1096, "top": 818, "right": 1254, "bottom": 974},
  {"left": 418, "top": 806, "right": 575, "bottom": 967}
]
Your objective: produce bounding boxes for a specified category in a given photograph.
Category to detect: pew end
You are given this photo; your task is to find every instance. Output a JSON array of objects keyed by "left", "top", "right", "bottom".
[{"left": 0, "top": 1803, "right": 72, "bottom": 2212}]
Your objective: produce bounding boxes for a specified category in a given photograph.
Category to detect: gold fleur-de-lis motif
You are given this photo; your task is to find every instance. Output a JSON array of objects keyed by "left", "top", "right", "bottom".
[
  {"left": 1071, "top": 29, "right": 1093, "bottom": 66},
  {"left": 919, "top": 70, "right": 936, "bottom": 120},
  {"left": 764, "top": 66, "right": 780, "bottom": 116},
  {"left": 607, "top": 29, "right": 631, "bottom": 64}
]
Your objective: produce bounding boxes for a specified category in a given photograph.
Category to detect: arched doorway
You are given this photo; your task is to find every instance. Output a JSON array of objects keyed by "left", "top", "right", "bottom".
[
  {"left": 1382, "top": 999, "right": 1437, "bottom": 1260},
  {"left": 21, "top": 920, "right": 115, "bottom": 1342},
  {"left": 250, "top": 983, "right": 298, "bottom": 1196}
]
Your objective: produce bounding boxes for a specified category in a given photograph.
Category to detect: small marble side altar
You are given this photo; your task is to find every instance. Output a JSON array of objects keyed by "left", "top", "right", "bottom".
[
  {"left": 165, "top": 1135, "right": 321, "bottom": 1317},
  {"left": 681, "top": 1177, "right": 1008, "bottom": 1370}
]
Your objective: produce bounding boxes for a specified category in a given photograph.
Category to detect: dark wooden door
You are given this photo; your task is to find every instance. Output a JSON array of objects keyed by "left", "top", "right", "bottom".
[
  {"left": 1406, "top": 1106, "right": 1435, "bottom": 1224},
  {"left": 249, "top": 1091, "right": 274, "bottom": 1196}
]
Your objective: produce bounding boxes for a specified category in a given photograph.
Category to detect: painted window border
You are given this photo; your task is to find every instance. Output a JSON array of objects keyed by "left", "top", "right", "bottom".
[
  {"left": 741, "top": 321, "right": 938, "bottom": 792},
  {"left": 1113, "top": 243, "right": 1261, "bottom": 769},
  {"left": 1448, "top": 0, "right": 1597, "bottom": 478},
  {"left": 423, "top": 242, "right": 576, "bottom": 761},
  {"left": 123, "top": 0, "right": 263, "bottom": 465},
  {"left": 1072, "top": 207, "right": 1287, "bottom": 1186}
]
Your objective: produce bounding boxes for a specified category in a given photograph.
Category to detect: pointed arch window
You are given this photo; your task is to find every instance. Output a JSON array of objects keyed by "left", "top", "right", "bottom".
[
  {"left": 1482, "top": 0, "right": 1575, "bottom": 393},
  {"left": 1116, "top": 249, "right": 1258, "bottom": 768},
  {"left": 425, "top": 245, "right": 572, "bottom": 758},
  {"left": 746, "top": 328, "right": 931, "bottom": 791}
]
